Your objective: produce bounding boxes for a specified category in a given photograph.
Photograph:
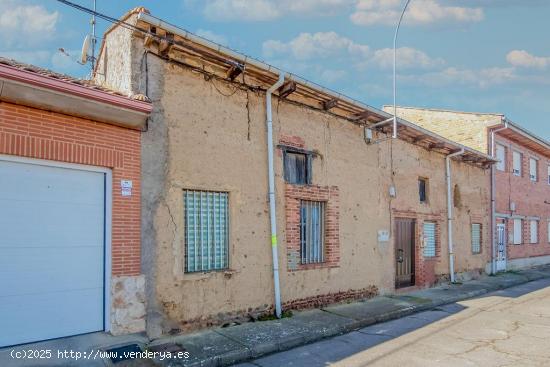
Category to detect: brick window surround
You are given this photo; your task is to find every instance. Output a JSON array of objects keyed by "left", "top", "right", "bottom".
[
  {"left": 285, "top": 183, "right": 340, "bottom": 271},
  {"left": 0, "top": 102, "right": 141, "bottom": 276}
]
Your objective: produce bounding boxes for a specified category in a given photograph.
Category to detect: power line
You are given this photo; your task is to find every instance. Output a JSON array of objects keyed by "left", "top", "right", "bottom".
[{"left": 55, "top": 0, "right": 157, "bottom": 38}]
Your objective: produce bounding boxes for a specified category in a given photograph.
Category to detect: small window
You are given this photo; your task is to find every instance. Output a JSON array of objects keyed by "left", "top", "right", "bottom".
[
  {"left": 496, "top": 144, "right": 505, "bottom": 171},
  {"left": 512, "top": 151, "right": 522, "bottom": 176},
  {"left": 184, "top": 190, "right": 229, "bottom": 272},
  {"left": 530, "top": 220, "right": 538, "bottom": 244},
  {"left": 471, "top": 223, "right": 482, "bottom": 254},
  {"left": 300, "top": 200, "right": 325, "bottom": 264},
  {"left": 513, "top": 218, "right": 522, "bottom": 245},
  {"left": 529, "top": 158, "right": 538, "bottom": 182},
  {"left": 547, "top": 165, "right": 550, "bottom": 185},
  {"left": 547, "top": 221, "right": 550, "bottom": 243},
  {"left": 284, "top": 151, "right": 311, "bottom": 185},
  {"left": 419, "top": 178, "right": 428, "bottom": 203},
  {"left": 423, "top": 221, "right": 436, "bottom": 257}
]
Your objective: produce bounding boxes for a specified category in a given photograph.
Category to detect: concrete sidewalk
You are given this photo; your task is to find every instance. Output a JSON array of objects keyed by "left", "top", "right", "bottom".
[{"left": 147, "top": 266, "right": 550, "bottom": 367}]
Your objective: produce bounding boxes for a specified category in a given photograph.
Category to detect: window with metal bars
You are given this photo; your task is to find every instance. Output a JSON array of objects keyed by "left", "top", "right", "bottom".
[
  {"left": 471, "top": 223, "right": 481, "bottom": 254},
  {"left": 300, "top": 200, "right": 325, "bottom": 264},
  {"left": 423, "top": 221, "right": 436, "bottom": 257},
  {"left": 184, "top": 190, "right": 229, "bottom": 272}
]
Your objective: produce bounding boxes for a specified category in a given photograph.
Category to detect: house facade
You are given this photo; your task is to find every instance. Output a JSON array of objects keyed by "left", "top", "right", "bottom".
[
  {"left": 0, "top": 57, "right": 151, "bottom": 347},
  {"left": 94, "top": 8, "right": 494, "bottom": 337},
  {"left": 385, "top": 106, "right": 550, "bottom": 272}
]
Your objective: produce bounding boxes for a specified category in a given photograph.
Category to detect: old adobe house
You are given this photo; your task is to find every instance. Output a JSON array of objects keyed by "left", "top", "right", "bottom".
[
  {"left": 0, "top": 57, "right": 152, "bottom": 347},
  {"left": 94, "top": 8, "right": 495, "bottom": 337},
  {"left": 384, "top": 106, "right": 550, "bottom": 272}
]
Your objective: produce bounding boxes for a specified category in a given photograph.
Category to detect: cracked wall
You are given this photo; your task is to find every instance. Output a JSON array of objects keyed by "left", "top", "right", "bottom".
[{"left": 97, "top": 25, "right": 491, "bottom": 335}]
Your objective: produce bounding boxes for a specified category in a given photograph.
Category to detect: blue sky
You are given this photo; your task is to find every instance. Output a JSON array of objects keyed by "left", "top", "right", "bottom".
[{"left": 1, "top": 0, "right": 549, "bottom": 138}]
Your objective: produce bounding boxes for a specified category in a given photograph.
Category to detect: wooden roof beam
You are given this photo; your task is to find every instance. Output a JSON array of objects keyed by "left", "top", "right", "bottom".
[
  {"left": 278, "top": 81, "right": 296, "bottom": 99},
  {"left": 322, "top": 98, "right": 338, "bottom": 111},
  {"left": 226, "top": 62, "right": 244, "bottom": 81}
]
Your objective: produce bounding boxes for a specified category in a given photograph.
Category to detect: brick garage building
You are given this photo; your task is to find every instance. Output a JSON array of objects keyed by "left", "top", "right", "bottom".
[
  {"left": 0, "top": 58, "right": 151, "bottom": 347},
  {"left": 387, "top": 106, "right": 550, "bottom": 271}
]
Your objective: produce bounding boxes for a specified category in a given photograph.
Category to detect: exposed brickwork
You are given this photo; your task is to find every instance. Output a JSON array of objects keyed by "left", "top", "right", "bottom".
[
  {"left": 282, "top": 286, "right": 378, "bottom": 310},
  {"left": 0, "top": 101, "right": 141, "bottom": 276},
  {"left": 285, "top": 183, "right": 340, "bottom": 271},
  {"left": 170, "top": 286, "right": 378, "bottom": 333},
  {"left": 495, "top": 135, "right": 550, "bottom": 261},
  {"left": 279, "top": 135, "right": 305, "bottom": 150}
]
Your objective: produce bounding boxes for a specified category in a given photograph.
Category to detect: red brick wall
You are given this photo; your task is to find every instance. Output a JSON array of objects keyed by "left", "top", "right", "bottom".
[
  {"left": 0, "top": 102, "right": 141, "bottom": 276},
  {"left": 494, "top": 135, "right": 550, "bottom": 260},
  {"left": 284, "top": 183, "right": 340, "bottom": 271}
]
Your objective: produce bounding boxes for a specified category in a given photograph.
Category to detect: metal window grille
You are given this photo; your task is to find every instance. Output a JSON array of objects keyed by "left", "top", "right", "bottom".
[
  {"left": 471, "top": 223, "right": 481, "bottom": 254},
  {"left": 423, "top": 222, "right": 436, "bottom": 257},
  {"left": 184, "top": 190, "right": 229, "bottom": 272},
  {"left": 300, "top": 200, "right": 325, "bottom": 264}
]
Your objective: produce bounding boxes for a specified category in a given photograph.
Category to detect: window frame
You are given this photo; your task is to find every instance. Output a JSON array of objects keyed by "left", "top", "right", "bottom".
[
  {"left": 529, "top": 157, "right": 538, "bottom": 182},
  {"left": 471, "top": 223, "right": 482, "bottom": 254},
  {"left": 299, "top": 200, "right": 326, "bottom": 264},
  {"left": 418, "top": 177, "right": 428, "bottom": 204},
  {"left": 512, "top": 150, "right": 522, "bottom": 177},
  {"left": 281, "top": 147, "right": 313, "bottom": 185},
  {"left": 530, "top": 219, "right": 539, "bottom": 244},
  {"left": 422, "top": 221, "right": 437, "bottom": 258},
  {"left": 513, "top": 218, "right": 522, "bottom": 245},
  {"left": 183, "top": 189, "right": 230, "bottom": 273},
  {"left": 495, "top": 144, "right": 506, "bottom": 171},
  {"left": 547, "top": 164, "right": 550, "bottom": 186}
]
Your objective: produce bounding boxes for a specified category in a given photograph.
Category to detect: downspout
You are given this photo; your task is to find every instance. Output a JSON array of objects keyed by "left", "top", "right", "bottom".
[
  {"left": 490, "top": 120, "right": 508, "bottom": 274},
  {"left": 266, "top": 73, "right": 286, "bottom": 318},
  {"left": 446, "top": 148, "right": 464, "bottom": 283}
]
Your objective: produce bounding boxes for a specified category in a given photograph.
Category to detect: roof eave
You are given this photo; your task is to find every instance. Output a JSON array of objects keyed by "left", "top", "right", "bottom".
[{"left": 0, "top": 63, "right": 152, "bottom": 130}]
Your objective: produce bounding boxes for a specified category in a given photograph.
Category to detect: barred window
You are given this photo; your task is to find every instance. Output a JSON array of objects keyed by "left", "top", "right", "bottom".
[
  {"left": 184, "top": 190, "right": 229, "bottom": 272},
  {"left": 423, "top": 222, "right": 436, "bottom": 257},
  {"left": 471, "top": 223, "right": 481, "bottom": 254},
  {"left": 300, "top": 200, "right": 325, "bottom": 264}
]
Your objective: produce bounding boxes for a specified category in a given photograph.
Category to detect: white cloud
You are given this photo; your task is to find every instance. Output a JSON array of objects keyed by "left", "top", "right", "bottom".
[
  {"left": 195, "top": 29, "right": 228, "bottom": 45},
  {"left": 320, "top": 69, "right": 348, "bottom": 83},
  {"left": 370, "top": 47, "right": 445, "bottom": 70},
  {"left": 351, "top": 0, "right": 484, "bottom": 26},
  {"left": 203, "top": 0, "right": 353, "bottom": 21},
  {"left": 0, "top": 50, "right": 51, "bottom": 65},
  {"left": 406, "top": 66, "right": 517, "bottom": 88},
  {"left": 263, "top": 32, "right": 370, "bottom": 61},
  {"left": 263, "top": 32, "right": 442, "bottom": 71},
  {"left": 506, "top": 50, "right": 549, "bottom": 69},
  {"left": 0, "top": 2, "right": 59, "bottom": 46},
  {"left": 204, "top": 0, "right": 280, "bottom": 21}
]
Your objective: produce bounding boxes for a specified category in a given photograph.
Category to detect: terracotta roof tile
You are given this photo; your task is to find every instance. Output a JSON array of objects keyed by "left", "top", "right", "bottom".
[{"left": 0, "top": 56, "right": 150, "bottom": 103}]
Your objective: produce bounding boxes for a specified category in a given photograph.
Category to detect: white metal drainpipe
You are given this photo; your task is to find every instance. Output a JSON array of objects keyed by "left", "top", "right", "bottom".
[
  {"left": 446, "top": 148, "right": 464, "bottom": 283},
  {"left": 490, "top": 120, "right": 508, "bottom": 274},
  {"left": 266, "top": 73, "right": 286, "bottom": 318}
]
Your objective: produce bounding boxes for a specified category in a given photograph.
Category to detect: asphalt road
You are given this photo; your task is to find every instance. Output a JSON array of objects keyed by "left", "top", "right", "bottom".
[{"left": 237, "top": 278, "right": 550, "bottom": 367}]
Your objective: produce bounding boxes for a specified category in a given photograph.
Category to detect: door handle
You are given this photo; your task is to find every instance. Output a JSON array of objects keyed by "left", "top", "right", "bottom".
[{"left": 397, "top": 249, "right": 404, "bottom": 263}]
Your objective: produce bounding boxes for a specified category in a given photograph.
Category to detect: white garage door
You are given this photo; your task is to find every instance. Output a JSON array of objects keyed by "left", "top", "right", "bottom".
[{"left": 0, "top": 158, "right": 107, "bottom": 347}]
